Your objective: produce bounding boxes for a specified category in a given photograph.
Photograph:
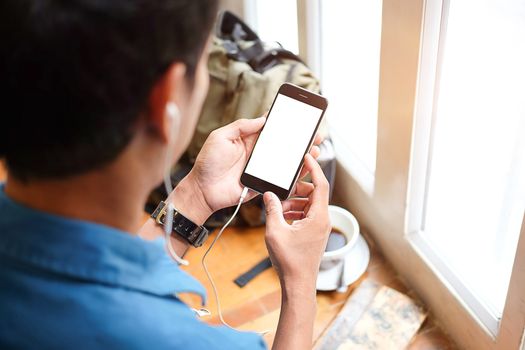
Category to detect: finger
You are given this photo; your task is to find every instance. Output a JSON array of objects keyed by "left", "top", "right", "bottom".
[
  {"left": 292, "top": 181, "right": 314, "bottom": 198},
  {"left": 283, "top": 211, "right": 305, "bottom": 221},
  {"left": 309, "top": 145, "right": 321, "bottom": 159},
  {"left": 298, "top": 146, "right": 321, "bottom": 179},
  {"left": 303, "top": 153, "right": 329, "bottom": 214},
  {"left": 281, "top": 198, "right": 309, "bottom": 212},
  {"left": 242, "top": 189, "right": 259, "bottom": 203},
  {"left": 242, "top": 115, "right": 272, "bottom": 154},
  {"left": 314, "top": 133, "right": 323, "bottom": 146},
  {"left": 263, "top": 192, "right": 287, "bottom": 229},
  {"left": 298, "top": 166, "right": 308, "bottom": 181},
  {"left": 221, "top": 117, "right": 266, "bottom": 139},
  {"left": 243, "top": 132, "right": 259, "bottom": 154}
]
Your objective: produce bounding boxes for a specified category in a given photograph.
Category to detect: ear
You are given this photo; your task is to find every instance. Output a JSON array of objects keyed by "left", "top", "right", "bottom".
[{"left": 148, "top": 63, "right": 187, "bottom": 143}]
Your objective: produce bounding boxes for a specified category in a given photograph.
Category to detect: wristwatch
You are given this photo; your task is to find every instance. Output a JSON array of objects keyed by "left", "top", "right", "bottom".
[{"left": 151, "top": 201, "right": 209, "bottom": 247}]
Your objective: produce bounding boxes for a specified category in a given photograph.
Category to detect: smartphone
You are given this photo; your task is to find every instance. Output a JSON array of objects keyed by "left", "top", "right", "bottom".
[{"left": 241, "top": 83, "right": 328, "bottom": 200}]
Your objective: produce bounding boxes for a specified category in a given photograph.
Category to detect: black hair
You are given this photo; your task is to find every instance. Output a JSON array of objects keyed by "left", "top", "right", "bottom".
[{"left": 0, "top": 0, "right": 217, "bottom": 180}]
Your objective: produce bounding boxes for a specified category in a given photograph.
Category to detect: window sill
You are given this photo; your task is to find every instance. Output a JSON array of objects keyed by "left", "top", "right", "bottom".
[{"left": 407, "top": 230, "right": 500, "bottom": 338}]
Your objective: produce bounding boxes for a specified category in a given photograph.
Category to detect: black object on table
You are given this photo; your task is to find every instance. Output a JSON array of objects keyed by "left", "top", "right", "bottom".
[{"left": 234, "top": 257, "right": 273, "bottom": 288}]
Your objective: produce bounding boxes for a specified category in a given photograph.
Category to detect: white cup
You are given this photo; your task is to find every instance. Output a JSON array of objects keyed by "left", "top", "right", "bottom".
[{"left": 320, "top": 205, "right": 360, "bottom": 271}]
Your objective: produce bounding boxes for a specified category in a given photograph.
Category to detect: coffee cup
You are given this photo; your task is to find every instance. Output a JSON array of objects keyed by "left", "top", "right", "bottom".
[{"left": 320, "top": 205, "right": 360, "bottom": 271}]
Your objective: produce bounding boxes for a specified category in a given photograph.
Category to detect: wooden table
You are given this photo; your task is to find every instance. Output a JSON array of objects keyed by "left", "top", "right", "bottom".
[
  {"left": 179, "top": 225, "right": 372, "bottom": 346},
  {"left": 179, "top": 225, "right": 456, "bottom": 349}
]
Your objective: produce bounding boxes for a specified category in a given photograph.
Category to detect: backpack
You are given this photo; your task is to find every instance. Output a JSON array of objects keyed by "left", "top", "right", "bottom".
[
  {"left": 147, "top": 11, "right": 335, "bottom": 227},
  {"left": 186, "top": 10, "right": 325, "bottom": 162}
]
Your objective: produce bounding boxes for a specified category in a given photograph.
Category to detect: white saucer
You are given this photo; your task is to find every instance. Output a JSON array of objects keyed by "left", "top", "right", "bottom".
[{"left": 316, "top": 234, "right": 370, "bottom": 291}]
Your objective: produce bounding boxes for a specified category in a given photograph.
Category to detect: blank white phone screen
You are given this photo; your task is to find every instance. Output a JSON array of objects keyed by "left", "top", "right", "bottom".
[{"left": 245, "top": 94, "right": 323, "bottom": 190}]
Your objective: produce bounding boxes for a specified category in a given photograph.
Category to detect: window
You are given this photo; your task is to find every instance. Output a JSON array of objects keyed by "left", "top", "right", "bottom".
[
  {"left": 411, "top": 0, "right": 525, "bottom": 334},
  {"left": 319, "top": 0, "right": 383, "bottom": 190},
  {"left": 238, "top": 0, "right": 525, "bottom": 346},
  {"left": 244, "top": 0, "right": 299, "bottom": 54},
  {"left": 244, "top": 0, "right": 383, "bottom": 191}
]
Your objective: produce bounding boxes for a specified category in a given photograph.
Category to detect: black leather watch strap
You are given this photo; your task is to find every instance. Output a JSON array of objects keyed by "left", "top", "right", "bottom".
[
  {"left": 234, "top": 257, "right": 273, "bottom": 288},
  {"left": 151, "top": 201, "right": 209, "bottom": 248}
]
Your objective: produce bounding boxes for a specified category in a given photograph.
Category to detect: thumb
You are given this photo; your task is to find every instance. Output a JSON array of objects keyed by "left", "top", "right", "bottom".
[
  {"left": 263, "top": 192, "right": 286, "bottom": 228},
  {"left": 225, "top": 117, "right": 266, "bottom": 139}
]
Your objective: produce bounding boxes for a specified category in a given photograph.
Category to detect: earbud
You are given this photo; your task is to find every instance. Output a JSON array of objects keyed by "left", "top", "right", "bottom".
[
  {"left": 165, "top": 101, "right": 180, "bottom": 147},
  {"left": 166, "top": 101, "right": 180, "bottom": 120}
]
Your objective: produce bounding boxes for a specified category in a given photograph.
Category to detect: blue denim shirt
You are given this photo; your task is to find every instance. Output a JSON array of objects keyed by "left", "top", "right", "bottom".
[{"left": 0, "top": 185, "right": 266, "bottom": 349}]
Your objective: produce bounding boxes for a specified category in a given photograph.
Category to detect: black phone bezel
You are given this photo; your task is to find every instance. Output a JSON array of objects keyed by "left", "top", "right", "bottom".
[{"left": 240, "top": 83, "right": 328, "bottom": 200}]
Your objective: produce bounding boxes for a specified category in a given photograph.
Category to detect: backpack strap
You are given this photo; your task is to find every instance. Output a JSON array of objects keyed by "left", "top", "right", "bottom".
[
  {"left": 215, "top": 11, "right": 304, "bottom": 73},
  {"left": 249, "top": 48, "right": 304, "bottom": 73},
  {"left": 215, "top": 11, "right": 259, "bottom": 41}
]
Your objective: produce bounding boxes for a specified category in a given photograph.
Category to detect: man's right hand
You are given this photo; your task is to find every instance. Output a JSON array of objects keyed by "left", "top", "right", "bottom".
[
  {"left": 263, "top": 153, "right": 331, "bottom": 350},
  {"left": 264, "top": 153, "right": 331, "bottom": 288}
]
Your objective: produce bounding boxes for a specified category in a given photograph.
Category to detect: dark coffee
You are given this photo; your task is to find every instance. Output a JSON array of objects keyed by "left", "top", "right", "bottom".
[{"left": 325, "top": 227, "right": 348, "bottom": 252}]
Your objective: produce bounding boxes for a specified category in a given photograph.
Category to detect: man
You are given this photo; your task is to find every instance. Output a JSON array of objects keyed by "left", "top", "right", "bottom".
[{"left": 0, "top": 1, "right": 331, "bottom": 349}]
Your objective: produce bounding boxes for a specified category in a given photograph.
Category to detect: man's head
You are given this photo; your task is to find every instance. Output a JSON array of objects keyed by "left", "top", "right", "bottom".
[{"left": 0, "top": 0, "right": 217, "bottom": 182}]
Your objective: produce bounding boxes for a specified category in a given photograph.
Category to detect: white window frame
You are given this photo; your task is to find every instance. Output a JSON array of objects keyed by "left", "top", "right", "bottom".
[
  {"left": 407, "top": 0, "right": 525, "bottom": 344},
  {"left": 407, "top": 0, "right": 502, "bottom": 334},
  {"left": 297, "top": 0, "right": 525, "bottom": 348}
]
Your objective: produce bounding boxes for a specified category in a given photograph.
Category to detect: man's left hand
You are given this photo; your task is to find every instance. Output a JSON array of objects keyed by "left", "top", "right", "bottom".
[{"left": 183, "top": 117, "right": 322, "bottom": 217}]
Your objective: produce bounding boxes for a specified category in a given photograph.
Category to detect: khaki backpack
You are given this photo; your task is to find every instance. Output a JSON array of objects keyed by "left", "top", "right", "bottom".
[{"left": 186, "top": 10, "right": 324, "bottom": 162}]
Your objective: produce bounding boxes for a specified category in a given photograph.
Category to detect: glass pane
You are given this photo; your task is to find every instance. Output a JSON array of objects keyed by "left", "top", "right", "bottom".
[
  {"left": 320, "top": 0, "right": 382, "bottom": 174},
  {"left": 423, "top": 0, "right": 525, "bottom": 317},
  {"left": 253, "top": 0, "right": 299, "bottom": 54}
]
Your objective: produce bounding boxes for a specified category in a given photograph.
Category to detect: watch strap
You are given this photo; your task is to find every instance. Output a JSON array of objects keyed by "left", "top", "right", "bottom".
[
  {"left": 234, "top": 257, "right": 273, "bottom": 288},
  {"left": 151, "top": 201, "right": 209, "bottom": 248}
]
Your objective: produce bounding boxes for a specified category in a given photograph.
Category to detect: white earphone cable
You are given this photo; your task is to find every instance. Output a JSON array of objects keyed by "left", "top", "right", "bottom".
[
  {"left": 162, "top": 101, "right": 267, "bottom": 333},
  {"left": 163, "top": 102, "right": 189, "bottom": 266},
  {"left": 201, "top": 187, "right": 247, "bottom": 330},
  {"left": 201, "top": 187, "right": 269, "bottom": 335}
]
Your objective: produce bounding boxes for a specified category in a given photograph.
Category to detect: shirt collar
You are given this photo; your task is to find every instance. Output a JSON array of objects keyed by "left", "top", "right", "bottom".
[{"left": 0, "top": 184, "right": 206, "bottom": 304}]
